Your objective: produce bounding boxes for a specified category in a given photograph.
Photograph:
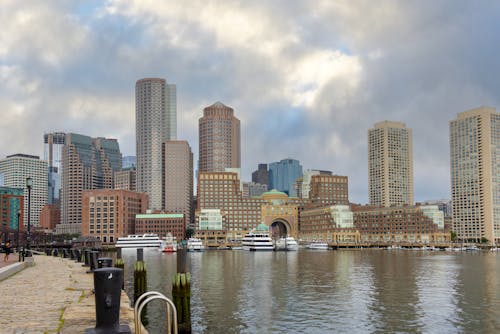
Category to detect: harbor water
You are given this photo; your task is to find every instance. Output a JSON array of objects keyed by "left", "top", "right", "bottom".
[{"left": 119, "top": 248, "right": 500, "bottom": 333}]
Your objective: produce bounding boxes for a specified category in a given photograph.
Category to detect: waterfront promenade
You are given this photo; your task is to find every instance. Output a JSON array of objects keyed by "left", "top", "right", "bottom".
[{"left": 0, "top": 254, "right": 135, "bottom": 333}]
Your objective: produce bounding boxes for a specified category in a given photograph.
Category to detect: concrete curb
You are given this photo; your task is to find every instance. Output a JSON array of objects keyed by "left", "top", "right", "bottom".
[{"left": 0, "top": 261, "right": 29, "bottom": 281}]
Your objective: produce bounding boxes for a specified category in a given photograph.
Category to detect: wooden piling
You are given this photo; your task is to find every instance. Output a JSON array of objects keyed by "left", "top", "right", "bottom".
[{"left": 173, "top": 249, "right": 191, "bottom": 333}]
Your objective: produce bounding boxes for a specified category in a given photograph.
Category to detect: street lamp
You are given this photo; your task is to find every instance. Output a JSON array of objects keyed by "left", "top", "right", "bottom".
[{"left": 26, "top": 177, "right": 32, "bottom": 257}]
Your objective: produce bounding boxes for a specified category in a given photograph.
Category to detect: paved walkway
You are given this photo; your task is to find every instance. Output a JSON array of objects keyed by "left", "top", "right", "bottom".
[{"left": 0, "top": 255, "right": 135, "bottom": 334}]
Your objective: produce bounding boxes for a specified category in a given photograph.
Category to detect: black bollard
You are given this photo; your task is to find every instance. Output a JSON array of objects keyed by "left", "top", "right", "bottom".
[
  {"left": 84, "top": 250, "right": 91, "bottom": 267},
  {"left": 136, "top": 248, "right": 143, "bottom": 262},
  {"left": 84, "top": 267, "right": 131, "bottom": 334},
  {"left": 53, "top": 249, "right": 59, "bottom": 257},
  {"left": 75, "top": 250, "right": 82, "bottom": 262},
  {"left": 98, "top": 257, "right": 113, "bottom": 268},
  {"left": 87, "top": 251, "right": 99, "bottom": 273},
  {"left": 63, "top": 249, "right": 69, "bottom": 258}
]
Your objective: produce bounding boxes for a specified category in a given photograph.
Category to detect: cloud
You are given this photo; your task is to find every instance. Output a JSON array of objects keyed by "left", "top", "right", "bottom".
[{"left": 1, "top": 0, "right": 500, "bottom": 204}]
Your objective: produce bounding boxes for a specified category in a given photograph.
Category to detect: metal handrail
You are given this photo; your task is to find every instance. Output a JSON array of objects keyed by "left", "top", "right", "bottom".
[{"left": 134, "top": 291, "right": 178, "bottom": 334}]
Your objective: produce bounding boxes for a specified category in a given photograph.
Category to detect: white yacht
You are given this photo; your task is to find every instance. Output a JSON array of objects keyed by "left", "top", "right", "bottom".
[
  {"left": 306, "top": 241, "right": 329, "bottom": 250},
  {"left": 187, "top": 238, "right": 205, "bottom": 252},
  {"left": 115, "top": 234, "right": 164, "bottom": 248},
  {"left": 274, "top": 236, "right": 299, "bottom": 251},
  {"left": 242, "top": 224, "right": 274, "bottom": 251}
]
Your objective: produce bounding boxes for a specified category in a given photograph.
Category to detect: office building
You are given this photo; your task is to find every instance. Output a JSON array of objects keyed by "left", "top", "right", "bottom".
[
  {"left": 44, "top": 132, "right": 65, "bottom": 205},
  {"left": 0, "top": 154, "right": 48, "bottom": 228},
  {"left": 39, "top": 204, "right": 60, "bottom": 231},
  {"left": 0, "top": 187, "right": 24, "bottom": 240},
  {"left": 242, "top": 182, "right": 268, "bottom": 198},
  {"left": 114, "top": 167, "right": 136, "bottom": 191},
  {"left": 299, "top": 205, "right": 359, "bottom": 242},
  {"left": 122, "top": 155, "right": 136, "bottom": 169},
  {"left": 198, "top": 102, "right": 241, "bottom": 172},
  {"left": 136, "top": 78, "right": 177, "bottom": 210},
  {"left": 163, "top": 140, "right": 193, "bottom": 226},
  {"left": 135, "top": 213, "right": 185, "bottom": 241},
  {"left": 296, "top": 169, "right": 332, "bottom": 199},
  {"left": 268, "top": 158, "right": 303, "bottom": 197},
  {"left": 450, "top": 106, "right": 500, "bottom": 244},
  {"left": 252, "top": 163, "right": 269, "bottom": 186},
  {"left": 368, "top": 121, "right": 414, "bottom": 207},
  {"left": 82, "top": 189, "right": 148, "bottom": 243},
  {"left": 309, "top": 174, "right": 349, "bottom": 206},
  {"left": 60, "top": 133, "right": 122, "bottom": 234}
]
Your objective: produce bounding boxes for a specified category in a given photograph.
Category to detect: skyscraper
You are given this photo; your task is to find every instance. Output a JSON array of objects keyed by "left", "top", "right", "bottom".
[
  {"left": 251, "top": 163, "right": 269, "bottom": 186},
  {"left": 60, "top": 133, "right": 122, "bottom": 234},
  {"left": 136, "top": 78, "right": 177, "bottom": 210},
  {"left": 450, "top": 106, "right": 500, "bottom": 244},
  {"left": 198, "top": 102, "right": 241, "bottom": 172},
  {"left": 44, "top": 132, "right": 65, "bottom": 205},
  {"left": 368, "top": 121, "right": 413, "bottom": 207},
  {"left": 268, "top": 159, "right": 303, "bottom": 197},
  {"left": 0, "top": 154, "right": 48, "bottom": 227},
  {"left": 163, "top": 140, "right": 193, "bottom": 227}
]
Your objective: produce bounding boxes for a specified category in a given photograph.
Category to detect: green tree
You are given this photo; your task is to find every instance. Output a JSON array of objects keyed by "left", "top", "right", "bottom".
[
  {"left": 450, "top": 231, "right": 457, "bottom": 242},
  {"left": 185, "top": 227, "right": 194, "bottom": 239}
]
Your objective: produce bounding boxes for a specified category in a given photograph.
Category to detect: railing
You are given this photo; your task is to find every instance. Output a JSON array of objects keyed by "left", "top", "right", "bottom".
[{"left": 134, "top": 291, "right": 178, "bottom": 334}]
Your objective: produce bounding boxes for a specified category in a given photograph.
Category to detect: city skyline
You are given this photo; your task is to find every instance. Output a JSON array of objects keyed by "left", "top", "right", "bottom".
[{"left": 2, "top": 1, "right": 500, "bottom": 204}]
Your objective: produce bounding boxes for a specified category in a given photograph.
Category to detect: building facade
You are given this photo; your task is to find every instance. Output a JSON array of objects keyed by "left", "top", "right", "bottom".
[
  {"left": 0, "top": 154, "right": 48, "bottom": 228},
  {"left": 198, "top": 102, "right": 241, "bottom": 172},
  {"left": 135, "top": 213, "right": 185, "bottom": 241},
  {"left": 114, "top": 167, "right": 136, "bottom": 191},
  {"left": 60, "top": 133, "right": 122, "bottom": 234},
  {"left": 368, "top": 121, "right": 414, "bottom": 207},
  {"left": 44, "top": 132, "right": 65, "bottom": 205},
  {"left": 251, "top": 163, "right": 269, "bottom": 186},
  {"left": 268, "top": 158, "right": 303, "bottom": 197},
  {"left": 352, "top": 205, "right": 448, "bottom": 243},
  {"left": 136, "top": 78, "right": 177, "bottom": 210},
  {"left": 299, "top": 205, "right": 359, "bottom": 242},
  {"left": 122, "top": 155, "right": 136, "bottom": 169},
  {"left": 450, "top": 106, "right": 500, "bottom": 244},
  {"left": 0, "top": 187, "right": 24, "bottom": 241},
  {"left": 309, "top": 174, "right": 349, "bottom": 206},
  {"left": 39, "top": 204, "right": 60, "bottom": 231},
  {"left": 163, "top": 141, "right": 193, "bottom": 226},
  {"left": 242, "top": 182, "right": 268, "bottom": 198},
  {"left": 82, "top": 189, "right": 148, "bottom": 243}
]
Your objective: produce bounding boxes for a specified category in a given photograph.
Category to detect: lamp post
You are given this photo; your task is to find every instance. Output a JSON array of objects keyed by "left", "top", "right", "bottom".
[
  {"left": 17, "top": 210, "right": 21, "bottom": 260},
  {"left": 26, "top": 177, "right": 32, "bottom": 257}
]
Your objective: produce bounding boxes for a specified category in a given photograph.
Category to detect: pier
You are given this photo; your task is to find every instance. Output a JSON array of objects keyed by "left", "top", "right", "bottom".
[{"left": 0, "top": 254, "right": 135, "bottom": 333}]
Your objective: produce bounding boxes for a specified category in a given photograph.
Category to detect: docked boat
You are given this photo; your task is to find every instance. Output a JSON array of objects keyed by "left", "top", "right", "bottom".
[
  {"left": 187, "top": 238, "right": 205, "bottom": 252},
  {"left": 274, "top": 236, "right": 299, "bottom": 251},
  {"left": 306, "top": 241, "right": 329, "bottom": 250},
  {"left": 162, "top": 233, "right": 178, "bottom": 253},
  {"left": 115, "top": 234, "right": 164, "bottom": 248},
  {"left": 242, "top": 224, "right": 274, "bottom": 251}
]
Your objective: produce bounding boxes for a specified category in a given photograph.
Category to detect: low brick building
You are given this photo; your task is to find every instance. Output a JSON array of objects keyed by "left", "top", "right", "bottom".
[{"left": 135, "top": 213, "right": 186, "bottom": 241}]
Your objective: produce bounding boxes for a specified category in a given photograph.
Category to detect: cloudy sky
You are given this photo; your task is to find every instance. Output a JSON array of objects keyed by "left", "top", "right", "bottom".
[{"left": 2, "top": 0, "right": 499, "bottom": 203}]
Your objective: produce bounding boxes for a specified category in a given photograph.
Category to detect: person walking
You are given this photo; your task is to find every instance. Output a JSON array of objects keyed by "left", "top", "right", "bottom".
[{"left": 3, "top": 240, "right": 12, "bottom": 261}]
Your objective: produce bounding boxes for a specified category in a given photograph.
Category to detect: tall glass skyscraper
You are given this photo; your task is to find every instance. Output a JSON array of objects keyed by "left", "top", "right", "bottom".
[
  {"left": 268, "top": 159, "right": 303, "bottom": 197},
  {"left": 136, "top": 78, "right": 176, "bottom": 210},
  {"left": 450, "top": 107, "right": 500, "bottom": 244},
  {"left": 44, "top": 132, "right": 65, "bottom": 205}
]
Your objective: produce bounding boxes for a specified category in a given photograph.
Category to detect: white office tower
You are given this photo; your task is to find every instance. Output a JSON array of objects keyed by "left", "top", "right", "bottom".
[
  {"left": 136, "top": 78, "right": 177, "bottom": 210},
  {"left": 450, "top": 107, "right": 500, "bottom": 244}
]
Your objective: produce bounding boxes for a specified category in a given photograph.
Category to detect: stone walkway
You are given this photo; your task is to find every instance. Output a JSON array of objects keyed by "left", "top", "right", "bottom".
[{"left": 0, "top": 255, "right": 135, "bottom": 334}]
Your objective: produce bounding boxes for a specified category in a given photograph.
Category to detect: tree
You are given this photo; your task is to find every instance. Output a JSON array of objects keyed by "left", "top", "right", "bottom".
[
  {"left": 185, "top": 227, "right": 194, "bottom": 239},
  {"left": 480, "top": 237, "right": 489, "bottom": 244},
  {"left": 450, "top": 231, "right": 457, "bottom": 242}
]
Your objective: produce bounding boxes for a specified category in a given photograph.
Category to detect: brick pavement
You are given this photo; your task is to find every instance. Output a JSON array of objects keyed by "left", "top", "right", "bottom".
[{"left": 0, "top": 255, "right": 135, "bottom": 334}]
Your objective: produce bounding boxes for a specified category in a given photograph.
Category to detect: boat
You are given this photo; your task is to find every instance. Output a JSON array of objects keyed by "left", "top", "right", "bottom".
[
  {"left": 187, "top": 238, "right": 205, "bottom": 252},
  {"left": 306, "top": 241, "right": 329, "bottom": 250},
  {"left": 274, "top": 236, "right": 299, "bottom": 251},
  {"left": 115, "top": 234, "right": 164, "bottom": 248},
  {"left": 162, "top": 233, "right": 177, "bottom": 253},
  {"left": 242, "top": 224, "right": 274, "bottom": 251}
]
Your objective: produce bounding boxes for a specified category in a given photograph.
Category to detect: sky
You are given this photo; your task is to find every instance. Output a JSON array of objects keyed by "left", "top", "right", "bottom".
[{"left": 2, "top": 0, "right": 500, "bottom": 204}]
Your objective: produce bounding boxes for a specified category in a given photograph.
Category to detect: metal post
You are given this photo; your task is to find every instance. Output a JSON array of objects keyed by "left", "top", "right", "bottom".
[
  {"left": 26, "top": 177, "right": 32, "bottom": 257},
  {"left": 17, "top": 210, "right": 21, "bottom": 260}
]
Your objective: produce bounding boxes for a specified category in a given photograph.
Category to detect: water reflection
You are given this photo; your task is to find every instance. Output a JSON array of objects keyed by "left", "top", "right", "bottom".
[{"left": 118, "top": 249, "right": 500, "bottom": 334}]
